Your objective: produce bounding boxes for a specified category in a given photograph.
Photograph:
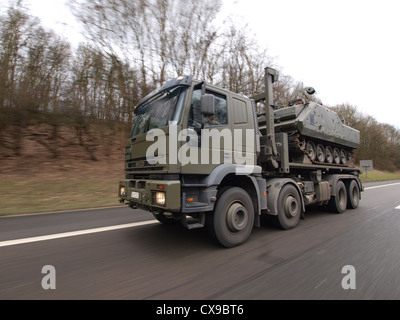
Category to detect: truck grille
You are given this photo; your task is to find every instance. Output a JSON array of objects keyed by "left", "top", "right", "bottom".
[{"left": 125, "top": 157, "right": 167, "bottom": 174}]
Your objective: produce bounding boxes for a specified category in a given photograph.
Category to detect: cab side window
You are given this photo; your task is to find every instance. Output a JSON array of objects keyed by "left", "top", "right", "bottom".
[{"left": 188, "top": 89, "right": 228, "bottom": 127}]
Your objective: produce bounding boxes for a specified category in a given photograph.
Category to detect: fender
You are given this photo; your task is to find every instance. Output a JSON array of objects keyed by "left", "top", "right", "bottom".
[
  {"left": 181, "top": 164, "right": 264, "bottom": 215},
  {"left": 265, "top": 178, "right": 305, "bottom": 216},
  {"left": 203, "top": 164, "right": 266, "bottom": 223},
  {"left": 204, "top": 164, "right": 262, "bottom": 187}
]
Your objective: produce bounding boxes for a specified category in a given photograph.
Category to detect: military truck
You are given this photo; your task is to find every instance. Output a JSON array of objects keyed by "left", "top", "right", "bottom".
[{"left": 119, "top": 67, "right": 362, "bottom": 248}]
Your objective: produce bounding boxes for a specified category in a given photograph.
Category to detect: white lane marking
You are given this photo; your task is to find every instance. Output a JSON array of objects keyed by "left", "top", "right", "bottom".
[
  {"left": 364, "top": 182, "right": 400, "bottom": 190},
  {"left": 0, "top": 220, "right": 158, "bottom": 248},
  {"left": 396, "top": 205, "right": 400, "bottom": 210}
]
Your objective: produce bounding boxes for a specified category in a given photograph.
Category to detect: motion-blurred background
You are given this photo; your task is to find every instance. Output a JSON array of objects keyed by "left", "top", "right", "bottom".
[{"left": 1, "top": 0, "right": 399, "bottom": 215}]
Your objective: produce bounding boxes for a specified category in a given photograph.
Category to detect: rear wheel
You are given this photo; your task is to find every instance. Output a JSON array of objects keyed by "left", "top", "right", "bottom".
[
  {"left": 272, "top": 184, "right": 302, "bottom": 230},
  {"left": 328, "top": 180, "right": 347, "bottom": 213},
  {"left": 207, "top": 187, "right": 254, "bottom": 248},
  {"left": 347, "top": 180, "right": 360, "bottom": 209}
]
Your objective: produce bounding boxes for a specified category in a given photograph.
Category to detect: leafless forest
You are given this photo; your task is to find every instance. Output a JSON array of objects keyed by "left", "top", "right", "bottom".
[{"left": 1, "top": 0, "right": 399, "bottom": 172}]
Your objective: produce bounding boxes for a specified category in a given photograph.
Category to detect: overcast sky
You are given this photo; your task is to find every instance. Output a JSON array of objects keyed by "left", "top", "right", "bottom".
[
  {"left": 1, "top": 0, "right": 399, "bottom": 128},
  {"left": 223, "top": 0, "right": 400, "bottom": 128}
]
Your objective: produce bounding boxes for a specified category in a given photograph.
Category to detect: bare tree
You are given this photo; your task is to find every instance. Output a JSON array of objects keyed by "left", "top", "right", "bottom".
[
  {"left": 213, "top": 24, "right": 265, "bottom": 95},
  {"left": 69, "top": 0, "right": 222, "bottom": 87},
  {"left": 0, "top": 2, "right": 33, "bottom": 109},
  {"left": 18, "top": 28, "right": 70, "bottom": 113}
]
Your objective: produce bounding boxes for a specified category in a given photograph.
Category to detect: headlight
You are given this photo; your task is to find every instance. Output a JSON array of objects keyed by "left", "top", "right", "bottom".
[
  {"left": 120, "top": 187, "right": 126, "bottom": 197},
  {"left": 154, "top": 192, "right": 166, "bottom": 206}
]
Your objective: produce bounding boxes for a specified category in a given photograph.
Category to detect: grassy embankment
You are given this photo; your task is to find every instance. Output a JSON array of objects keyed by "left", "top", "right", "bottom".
[
  {"left": 0, "top": 175, "right": 123, "bottom": 216},
  {"left": 359, "top": 170, "right": 400, "bottom": 184},
  {"left": 0, "top": 118, "right": 128, "bottom": 216}
]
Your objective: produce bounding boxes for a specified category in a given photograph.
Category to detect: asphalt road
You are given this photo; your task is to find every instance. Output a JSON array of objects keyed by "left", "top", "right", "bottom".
[{"left": 1, "top": 180, "right": 400, "bottom": 300}]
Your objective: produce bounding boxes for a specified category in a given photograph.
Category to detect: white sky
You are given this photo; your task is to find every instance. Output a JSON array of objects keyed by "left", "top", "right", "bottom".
[
  {"left": 222, "top": 0, "right": 400, "bottom": 128},
  {"left": 1, "top": 0, "right": 399, "bottom": 128}
]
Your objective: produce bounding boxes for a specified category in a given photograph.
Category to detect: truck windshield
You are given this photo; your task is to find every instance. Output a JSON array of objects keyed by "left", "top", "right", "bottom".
[{"left": 131, "top": 86, "right": 187, "bottom": 138}]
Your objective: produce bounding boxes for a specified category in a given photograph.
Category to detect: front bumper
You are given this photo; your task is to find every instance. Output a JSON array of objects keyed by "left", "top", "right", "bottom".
[{"left": 119, "top": 179, "right": 181, "bottom": 212}]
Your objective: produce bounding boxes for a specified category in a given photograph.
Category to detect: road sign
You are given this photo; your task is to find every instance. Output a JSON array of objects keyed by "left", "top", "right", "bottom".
[{"left": 360, "top": 160, "right": 373, "bottom": 178}]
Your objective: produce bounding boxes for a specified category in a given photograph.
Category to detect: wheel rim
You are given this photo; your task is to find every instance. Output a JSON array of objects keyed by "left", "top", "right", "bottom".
[
  {"left": 341, "top": 149, "right": 348, "bottom": 165},
  {"left": 347, "top": 152, "right": 353, "bottom": 162},
  {"left": 316, "top": 145, "right": 325, "bottom": 163},
  {"left": 226, "top": 202, "right": 248, "bottom": 233},
  {"left": 333, "top": 148, "right": 341, "bottom": 164},
  {"left": 306, "top": 142, "right": 316, "bottom": 161},
  {"left": 326, "top": 147, "right": 333, "bottom": 164},
  {"left": 284, "top": 195, "right": 299, "bottom": 218}
]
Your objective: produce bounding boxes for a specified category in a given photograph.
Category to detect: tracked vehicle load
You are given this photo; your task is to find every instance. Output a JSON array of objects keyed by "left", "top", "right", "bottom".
[
  {"left": 256, "top": 72, "right": 360, "bottom": 168},
  {"left": 273, "top": 100, "right": 360, "bottom": 166}
]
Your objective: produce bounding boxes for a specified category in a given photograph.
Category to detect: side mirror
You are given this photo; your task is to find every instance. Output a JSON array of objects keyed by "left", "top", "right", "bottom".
[{"left": 201, "top": 94, "right": 215, "bottom": 116}]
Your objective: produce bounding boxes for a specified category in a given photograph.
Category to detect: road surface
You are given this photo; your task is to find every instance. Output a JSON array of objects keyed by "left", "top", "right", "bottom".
[{"left": 1, "top": 181, "right": 400, "bottom": 300}]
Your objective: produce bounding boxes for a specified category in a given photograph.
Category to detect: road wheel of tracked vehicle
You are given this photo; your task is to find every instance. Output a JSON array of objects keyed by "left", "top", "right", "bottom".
[
  {"left": 207, "top": 187, "right": 254, "bottom": 248},
  {"left": 272, "top": 184, "right": 302, "bottom": 230},
  {"left": 326, "top": 146, "right": 334, "bottom": 164},
  {"left": 333, "top": 147, "right": 341, "bottom": 165},
  {"left": 316, "top": 144, "right": 326, "bottom": 163},
  {"left": 340, "top": 149, "right": 348, "bottom": 165},
  {"left": 347, "top": 180, "right": 360, "bottom": 209},
  {"left": 347, "top": 151, "right": 353, "bottom": 163},
  {"left": 328, "top": 180, "right": 347, "bottom": 213},
  {"left": 305, "top": 141, "right": 317, "bottom": 161}
]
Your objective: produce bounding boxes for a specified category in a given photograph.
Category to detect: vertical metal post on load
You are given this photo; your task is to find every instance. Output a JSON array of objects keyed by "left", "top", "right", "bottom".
[
  {"left": 264, "top": 67, "right": 280, "bottom": 169},
  {"left": 250, "top": 67, "right": 280, "bottom": 170}
]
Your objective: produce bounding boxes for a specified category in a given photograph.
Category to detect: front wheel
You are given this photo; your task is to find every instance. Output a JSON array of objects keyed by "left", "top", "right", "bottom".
[{"left": 207, "top": 187, "right": 254, "bottom": 248}]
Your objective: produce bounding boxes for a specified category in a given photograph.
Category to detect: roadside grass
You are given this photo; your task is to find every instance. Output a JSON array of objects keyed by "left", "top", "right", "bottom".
[
  {"left": 359, "top": 170, "right": 400, "bottom": 184},
  {"left": 0, "top": 176, "right": 123, "bottom": 216}
]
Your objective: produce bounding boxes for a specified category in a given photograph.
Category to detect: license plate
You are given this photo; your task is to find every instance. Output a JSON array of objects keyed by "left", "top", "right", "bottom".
[{"left": 131, "top": 192, "right": 140, "bottom": 199}]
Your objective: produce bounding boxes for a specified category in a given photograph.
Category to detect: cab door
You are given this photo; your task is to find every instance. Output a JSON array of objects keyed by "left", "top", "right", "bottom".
[{"left": 182, "top": 87, "right": 231, "bottom": 174}]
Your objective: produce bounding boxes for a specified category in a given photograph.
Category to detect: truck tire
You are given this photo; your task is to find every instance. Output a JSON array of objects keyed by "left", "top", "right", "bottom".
[
  {"left": 272, "top": 184, "right": 302, "bottom": 230},
  {"left": 207, "top": 187, "right": 254, "bottom": 248},
  {"left": 347, "top": 180, "right": 360, "bottom": 209},
  {"left": 328, "top": 180, "right": 347, "bottom": 213}
]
